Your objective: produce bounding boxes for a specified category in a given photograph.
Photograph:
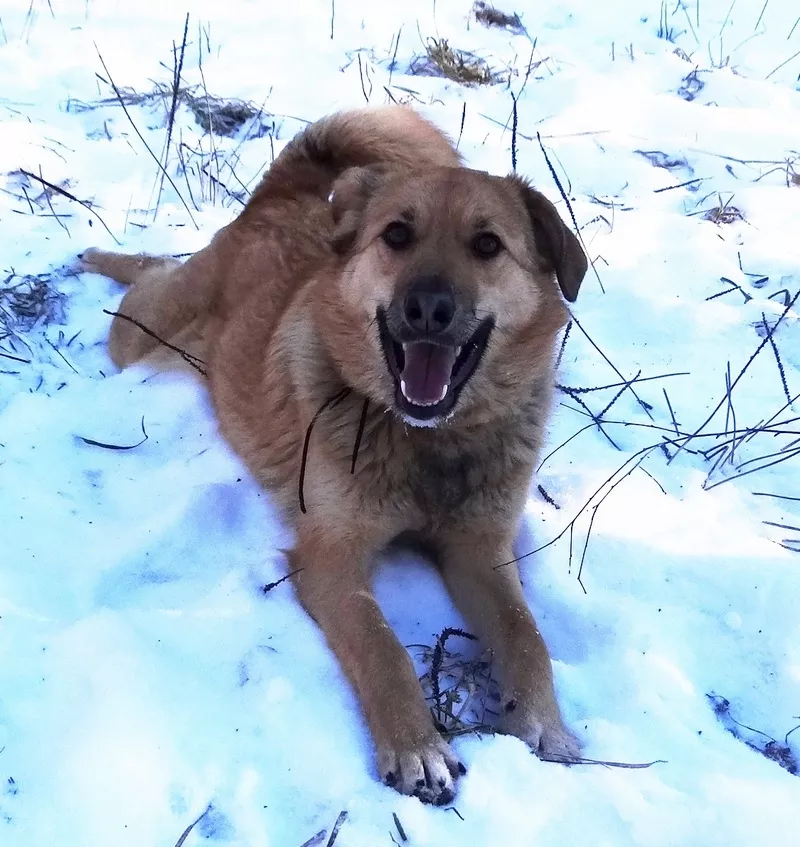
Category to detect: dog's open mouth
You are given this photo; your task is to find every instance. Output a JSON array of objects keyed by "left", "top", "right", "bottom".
[{"left": 377, "top": 310, "right": 494, "bottom": 423}]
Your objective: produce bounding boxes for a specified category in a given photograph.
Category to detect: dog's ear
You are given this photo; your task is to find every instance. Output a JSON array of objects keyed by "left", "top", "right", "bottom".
[
  {"left": 509, "top": 176, "right": 588, "bottom": 302},
  {"left": 329, "top": 166, "right": 387, "bottom": 254}
]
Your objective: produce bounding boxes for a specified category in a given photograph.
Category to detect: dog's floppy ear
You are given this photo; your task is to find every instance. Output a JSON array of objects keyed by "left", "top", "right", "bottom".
[
  {"left": 329, "top": 166, "right": 387, "bottom": 254},
  {"left": 509, "top": 176, "right": 588, "bottom": 302}
]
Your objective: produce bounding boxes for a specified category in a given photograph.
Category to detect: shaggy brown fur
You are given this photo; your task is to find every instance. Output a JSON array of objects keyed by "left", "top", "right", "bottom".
[{"left": 80, "top": 105, "right": 588, "bottom": 804}]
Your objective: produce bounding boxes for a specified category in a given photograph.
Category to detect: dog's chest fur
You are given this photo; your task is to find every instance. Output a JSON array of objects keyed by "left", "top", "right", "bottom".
[{"left": 319, "top": 386, "right": 548, "bottom": 525}]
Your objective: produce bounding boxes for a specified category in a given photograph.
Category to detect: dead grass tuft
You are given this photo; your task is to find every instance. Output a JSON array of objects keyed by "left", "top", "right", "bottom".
[
  {"left": 412, "top": 627, "right": 499, "bottom": 738},
  {"left": 69, "top": 83, "right": 273, "bottom": 139},
  {"left": 0, "top": 272, "right": 66, "bottom": 337},
  {"left": 702, "top": 195, "right": 745, "bottom": 225},
  {"left": 410, "top": 38, "right": 502, "bottom": 86},
  {"left": 472, "top": 1, "right": 525, "bottom": 34},
  {"left": 185, "top": 92, "right": 264, "bottom": 137}
]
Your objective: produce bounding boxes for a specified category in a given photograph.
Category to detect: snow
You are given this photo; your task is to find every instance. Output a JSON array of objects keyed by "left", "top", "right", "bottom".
[{"left": 1, "top": 0, "right": 799, "bottom": 844}]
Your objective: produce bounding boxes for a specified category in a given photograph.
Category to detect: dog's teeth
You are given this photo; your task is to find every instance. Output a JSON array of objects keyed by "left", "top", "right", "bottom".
[
  {"left": 456, "top": 346, "right": 462, "bottom": 356},
  {"left": 400, "top": 379, "right": 448, "bottom": 406}
]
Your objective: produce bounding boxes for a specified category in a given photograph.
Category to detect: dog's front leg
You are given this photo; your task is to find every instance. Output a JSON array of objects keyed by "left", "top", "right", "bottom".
[
  {"left": 291, "top": 522, "right": 463, "bottom": 803},
  {"left": 438, "top": 527, "right": 581, "bottom": 761}
]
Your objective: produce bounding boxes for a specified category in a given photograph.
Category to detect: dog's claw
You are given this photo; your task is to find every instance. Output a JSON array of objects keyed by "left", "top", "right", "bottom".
[{"left": 378, "top": 731, "right": 463, "bottom": 804}]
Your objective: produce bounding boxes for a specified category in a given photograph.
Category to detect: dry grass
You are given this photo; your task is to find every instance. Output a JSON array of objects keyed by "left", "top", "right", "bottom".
[
  {"left": 702, "top": 194, "right": 745, "bottom": 224},
  {"left": 0, "top": 272, "right": 66, "bottom": 337},
  {"left": 472, "top": 1, "right": 525, "bottom": 34},
  {"left": 185, "top": 92, "right": 267, "bottom": 137},
  {"left": 69, "top": 83, "right": 273, "bottom": 139},
  {"left": 410, "top": 38, "right": 502, "bottom": 86},
  {"left": 709, "top": 694, "right": 799, "bottom": 776},
  {"left": 411, "top": 627, "right": 499, "bottom": 738}
]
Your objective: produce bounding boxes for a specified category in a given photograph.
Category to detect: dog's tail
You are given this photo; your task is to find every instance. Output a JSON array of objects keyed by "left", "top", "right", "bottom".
[{"left": 248, "top": 106, "right": 460, "bottom": 205}]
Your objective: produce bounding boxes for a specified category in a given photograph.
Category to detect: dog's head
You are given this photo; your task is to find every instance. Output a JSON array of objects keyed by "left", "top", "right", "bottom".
[{"left": 317, "top": 166, "right": 587, "bottom": 427}]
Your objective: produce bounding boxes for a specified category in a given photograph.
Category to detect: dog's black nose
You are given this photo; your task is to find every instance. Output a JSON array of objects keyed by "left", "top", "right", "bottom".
[{"left": 403, "top": 276, "right": 456, "bottom": 334}]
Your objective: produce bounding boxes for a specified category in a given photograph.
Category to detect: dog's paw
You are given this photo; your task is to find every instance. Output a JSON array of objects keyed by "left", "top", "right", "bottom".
[
  {"left": 377, "top": 730, "right": 464, "bottom": 805},
  {"left": 499, "top": 701, "right": 582, "bottom": 763},
  {"left": 77, "top": 247, "right": 104, "bottom": 271}
]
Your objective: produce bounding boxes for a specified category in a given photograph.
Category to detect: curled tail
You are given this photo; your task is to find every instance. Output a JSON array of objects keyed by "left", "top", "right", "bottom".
[{"left": 248, "top": 106, "right": 461, "bottom": 205}]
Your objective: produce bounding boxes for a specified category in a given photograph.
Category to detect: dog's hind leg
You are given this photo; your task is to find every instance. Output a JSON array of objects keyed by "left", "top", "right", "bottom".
[
  {"left": 80, "top": 246, "right": 219, "bottom": 369},
  {"left": 79, "top": 248, "right": 182, "bottom": 286}
]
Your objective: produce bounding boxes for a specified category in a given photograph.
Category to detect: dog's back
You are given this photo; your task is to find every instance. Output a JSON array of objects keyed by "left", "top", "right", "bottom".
[{"left": 248, "top": 106, "right": 461, "bottom": 206}]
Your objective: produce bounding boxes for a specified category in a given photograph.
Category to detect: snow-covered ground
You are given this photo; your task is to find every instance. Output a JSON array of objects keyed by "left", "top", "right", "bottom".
[{"left": 1, "top": 1, "right": 799, "bottom": 844}]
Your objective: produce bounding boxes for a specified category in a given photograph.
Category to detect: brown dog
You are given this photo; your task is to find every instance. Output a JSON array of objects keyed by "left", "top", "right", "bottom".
[{"left": 80, "top": 105, "right": 587, "bottom": 804}]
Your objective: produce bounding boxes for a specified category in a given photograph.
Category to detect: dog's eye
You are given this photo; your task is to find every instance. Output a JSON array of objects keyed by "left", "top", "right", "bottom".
[
  {"left": 472, "top": 232, "right": 503, "bottom": 259},
  {"left": 382, "top": 221, "right": 413, "bottom": 250}
]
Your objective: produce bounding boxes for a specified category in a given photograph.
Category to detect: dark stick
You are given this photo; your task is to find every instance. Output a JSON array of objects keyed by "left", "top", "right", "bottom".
[
  {"left": 298, "top": 830, "right": 327, "bottom": 847},
  {"left": 752, "top": 492, "right": 800, "bottom": 502},
  {"left": 0, "top": 351, "right": 31, "bottom": 364},
  {"left": 38, "top": 165, "right": 70, "bottom": 237},
  {"left": 299, "top": 389, "right": 351, "bottom": 513},
  {"left": 653, "top": 177, "right": 706, "bottom": 193},
  {"left": 325, "top": 811, "right": 348, "bottom": 847},
  {"left": 46, "top": 339, "right": 79, "bottom": 374},
  {"left": 537, "top": 484, "right": 560, "bottom": 509},
  {"left": 536, "top": 131, "right": 605, "bottom": 295},
  {"left": 596, "top": 369, "right": 641, "bottom": 419},
  {"left": 663, "top": 388, "right": 680, "bottom": 437},
  {"left": 555, "top": 320, "right": 571, "bottom": 369},
  {"left": 156, "top": 13, "right": 190, "bottom": 217},
  {"left": 456, "top": 101, "right": 466, "bottom": 150},
  {"left": 767, "top": 325, "right": 792, "bottom": 404},
  {"left": 388, "top": 25, "right": 403, "bottom": 90},
  {"left": 173, "top": 807, "right": 210, "bottom": 847},
  {"left": 704, "top": 445, "right": 800, "bottom": 490},
  {"left": 576, "top": 450, "right": 651, "bottom": 591},
  {"left": 392, "top": 812, "right": 408, "bottom": 843},
  {"left": 568, "top": 312, "right": 654, "bottom": 420},
  {"left": 263, "top": 568, "right": 303, "bottom": 594},
  {"left": 357, "top": 54, "right": 370, "bottom": 103},
  {"left": 671, "top": 288, "right": 800, "bottom": 462},
  {"left": 510, "top": 92, "right": 518, "bottom": 173},
  {"left": 498, "top": 443, "right": 662, "bottom": 571},
  {"left": 540, "top": 754, "right": 667, "bottom": 768},
  {"left": 558, "top": 388, "right": 620, "bottom": 450},
  {"left": 94, "top": 46, "right": 198, "bottom": 229},
  {"left": 537, "top": 421, "right": 596, "bottom": 472},
  {"left": 558, "top": 371, "right": 689, "bottom": 395},
  {"left": 19, "top": 169, "right": 120, "bottom": 245},
  {"left": 350, "top": 398, "right": 369, "bottom": 474},
  {"left": 78, "top": 416, "right": 148, "bottom": 450},
  {"left": 102, "top": 310, "right": 207, "bottom": 375},
  {"left": 763, "top": 520, "right": 800, "bottom": 533}
]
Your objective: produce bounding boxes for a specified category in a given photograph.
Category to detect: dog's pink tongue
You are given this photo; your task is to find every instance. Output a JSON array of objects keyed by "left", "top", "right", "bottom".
[{"left": 400, "top": 343, "right": 456, "bottom": 406}]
